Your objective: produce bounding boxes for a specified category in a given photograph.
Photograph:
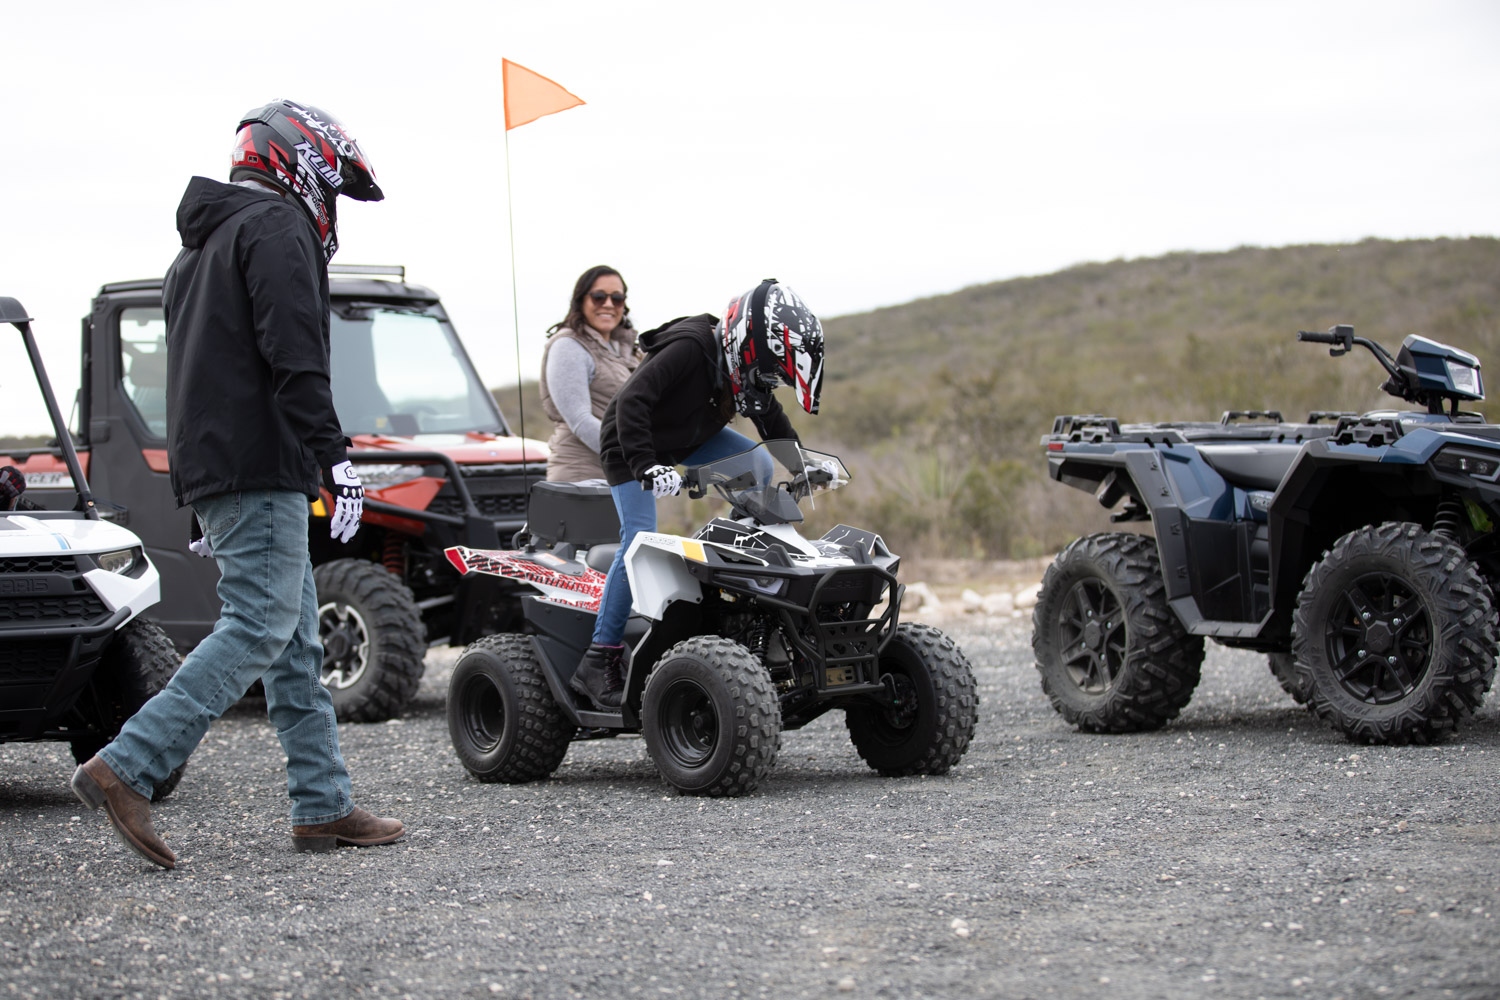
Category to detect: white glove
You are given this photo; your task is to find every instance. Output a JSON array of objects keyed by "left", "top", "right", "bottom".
[
  {"left": 806, "top": 459, "right": 846, "bottom": 488},
  {"left": 641, "top": 464, "right": 683, "bottom": 499},
  {"left": 188, "top": 515, "right": 213, "bottom": 558},
  {"left": 322, "top": 460, "right": 364, "bottom": 543}
]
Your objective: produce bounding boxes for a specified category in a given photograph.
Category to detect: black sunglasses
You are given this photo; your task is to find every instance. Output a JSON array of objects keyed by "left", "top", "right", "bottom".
[{"left": 588, "top": 291, "right": 626, "bottom": 306}]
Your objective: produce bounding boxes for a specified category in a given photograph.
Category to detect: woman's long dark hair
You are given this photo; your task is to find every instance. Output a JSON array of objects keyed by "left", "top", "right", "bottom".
[{"left": 547, "top": 264, "right": 631, "bottom": 337}]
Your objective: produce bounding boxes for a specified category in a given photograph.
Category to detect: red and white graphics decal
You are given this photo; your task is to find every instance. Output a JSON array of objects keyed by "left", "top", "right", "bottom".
[
  {"left": 280, "top": 100, "right": 374, "bottom": 187},
  {"left": 446, "top": 546, "right": 605, "bottom": 611},
  {"left": 720, "top": 290, "right": 750, "bottom": 398},
  {"left": 762, "top": 283, "right": 824, "bottom": 415}
]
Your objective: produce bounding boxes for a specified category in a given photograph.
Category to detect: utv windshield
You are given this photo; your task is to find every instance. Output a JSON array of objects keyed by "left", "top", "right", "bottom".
[
  {"left": 688, "top": 439, "right": 848, "bottom": 525},
  {"left": 329, "top": 304, "right": 507, "bottom": 437}
]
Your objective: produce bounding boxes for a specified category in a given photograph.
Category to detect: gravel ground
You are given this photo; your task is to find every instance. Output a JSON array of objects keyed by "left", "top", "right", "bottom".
[{"left": 2, "top": 613, "right": 1497, "bottom": 1000}]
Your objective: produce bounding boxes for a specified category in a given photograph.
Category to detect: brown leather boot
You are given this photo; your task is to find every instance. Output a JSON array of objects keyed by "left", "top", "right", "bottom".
[
  {"left": 291, "top": 806, "right": 404, "bottom": 852},
  {"left": 569, "top": 643, "right": 625, "bottom": 709},
  {"left": 71, "top": 756, "right": 176, "bottom": 870}
]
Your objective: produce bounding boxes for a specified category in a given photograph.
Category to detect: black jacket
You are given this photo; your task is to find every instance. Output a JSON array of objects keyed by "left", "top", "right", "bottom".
[
  {"left": 163, "top": 177, "right": 348, "bottom": 506},
  {"left": 598, "top": 314, "right": 796, "bottom": 486}
]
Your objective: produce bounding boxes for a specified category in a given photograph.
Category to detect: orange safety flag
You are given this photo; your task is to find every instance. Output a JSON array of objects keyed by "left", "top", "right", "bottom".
[{"left": 502, "top": 59, "right": 585, "bottom": 131}]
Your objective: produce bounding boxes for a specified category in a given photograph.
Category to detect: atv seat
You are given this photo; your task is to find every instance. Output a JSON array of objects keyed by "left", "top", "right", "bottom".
[
  {"left": 1195, "top": 443, "right": 1304, "bottom": 492},
  {"left": 586, "top": 543, "right": 619, "bottom": 573}
]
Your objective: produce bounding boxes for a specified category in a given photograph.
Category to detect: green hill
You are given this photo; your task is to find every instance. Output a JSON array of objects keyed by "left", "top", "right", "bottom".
[{"left": 500, "top": 237, "right": 1500, "bottom": 559}]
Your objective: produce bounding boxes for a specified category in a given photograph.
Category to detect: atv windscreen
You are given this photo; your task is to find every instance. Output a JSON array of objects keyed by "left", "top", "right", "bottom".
[{"left": 689, "top": 439, "right": 847, "bottom": 525}]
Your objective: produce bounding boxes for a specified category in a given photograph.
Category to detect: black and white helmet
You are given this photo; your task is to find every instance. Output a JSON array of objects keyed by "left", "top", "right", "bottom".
[
  {"left": 718, "top": 279, "right": 825, "bottom": 416},
  {"left": 230, "top": 99, "right": 383, "bottom": 262}
]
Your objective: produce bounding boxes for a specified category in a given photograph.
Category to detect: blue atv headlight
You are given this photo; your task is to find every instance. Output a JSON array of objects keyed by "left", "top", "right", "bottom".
[{"left": 1433, "top": 448, "right": 1500, "bottom": 481}]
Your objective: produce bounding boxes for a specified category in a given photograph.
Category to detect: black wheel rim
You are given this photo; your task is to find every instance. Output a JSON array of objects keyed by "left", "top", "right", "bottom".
[
  {"left": 1324, "top": 571, "right": 1432, "bottom": 705},
  {"left": 875, "top": 671, "right": 920, "bottom": 734},
  {"left": 1056, "top": 578, "right": 1127, "bottom": 694},
  {"left": 457, "top": 673, "right": 506, "bottom": 752},
  {"left": 318, "top": 601, "right": 370, "bottom": 690},
  {"left": 659, "top": 678, "right": 718, "bottom": 769}
]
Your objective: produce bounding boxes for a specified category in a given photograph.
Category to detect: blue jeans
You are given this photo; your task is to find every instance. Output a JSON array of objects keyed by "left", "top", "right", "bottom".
[
  {"left": 592, "top": 427, "right": 759, "bottom": 646},
  {"left": 100, "top": 490, "right": 353, "bottom": 824}
]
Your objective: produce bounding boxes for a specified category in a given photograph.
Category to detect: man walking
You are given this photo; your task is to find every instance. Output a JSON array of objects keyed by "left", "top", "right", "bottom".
[{"left": 71, "top": 99, "right": 403, "bottom": 869}]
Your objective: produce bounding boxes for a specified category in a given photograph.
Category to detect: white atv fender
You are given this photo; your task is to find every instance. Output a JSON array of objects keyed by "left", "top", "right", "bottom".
[
  {"left": 622, "top": 532, "right": 706, "bottom": 621},
  {"left": 623, "top": 524, "right": 829, "bottom": 622}
]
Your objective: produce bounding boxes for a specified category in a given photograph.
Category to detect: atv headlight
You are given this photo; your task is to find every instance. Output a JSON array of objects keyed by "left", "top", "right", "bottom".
[
  {"left": 355, "top": 464, "right": 426, "bottom": 490},
  {"left": 1433, "top": 448, "right": 1500, "bottom": 482},
  {"left": 96, "top": 547, "right": 140, "bottom": 575},
  {"left": 1446, "top": 360, "right": 1483, "bottom": 398}
]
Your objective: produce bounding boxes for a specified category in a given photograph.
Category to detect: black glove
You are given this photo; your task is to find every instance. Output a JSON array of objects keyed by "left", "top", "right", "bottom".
[
  {"left": 640, "top": 464, "right": 683, "bottom": 498},
  {"left": 0, "top": 465, "right": 23, "bottom": 511},
  {"left": 322, "top": 460, "right": 364, "bottom": 543}
]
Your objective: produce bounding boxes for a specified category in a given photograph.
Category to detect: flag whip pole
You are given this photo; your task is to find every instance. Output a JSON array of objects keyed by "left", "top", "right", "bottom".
[
  {"left": 503, "top": 127, "right": 539, "bottom": 518},
  {"left": 504, "top": 128, "right": 527, "bottom": 455},
  {"left": 499, "top": 58, "right": 586, "bottom": 519}
]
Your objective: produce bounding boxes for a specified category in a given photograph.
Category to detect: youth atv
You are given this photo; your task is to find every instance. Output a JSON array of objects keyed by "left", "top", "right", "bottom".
[
  {"left": 444, "top": 439, "right": 978, "bottom": 796},
  {"left": 1035, "top": 324, "right": 1500, "bottom": 745}
]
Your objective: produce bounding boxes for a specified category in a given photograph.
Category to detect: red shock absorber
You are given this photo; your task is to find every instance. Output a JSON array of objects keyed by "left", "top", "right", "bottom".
[{"left": 382, "top": 534, "right": 405, "bottom": 577}]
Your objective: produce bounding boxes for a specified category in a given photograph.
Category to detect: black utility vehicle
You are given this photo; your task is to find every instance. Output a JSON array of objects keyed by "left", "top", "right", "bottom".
[{"left": 1035, "top": 325, "right": 1500, "bottom": 744}]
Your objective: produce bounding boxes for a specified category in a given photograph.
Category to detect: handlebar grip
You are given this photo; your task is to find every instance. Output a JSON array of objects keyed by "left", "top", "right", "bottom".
[{"left": 1297, "top": 330, "right": 1338, "bottom": 343}]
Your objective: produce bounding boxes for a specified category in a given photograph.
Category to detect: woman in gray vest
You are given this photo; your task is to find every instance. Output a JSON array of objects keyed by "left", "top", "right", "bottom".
[{"left": 538, "top": 265, "right": 645, "bottom": 483}]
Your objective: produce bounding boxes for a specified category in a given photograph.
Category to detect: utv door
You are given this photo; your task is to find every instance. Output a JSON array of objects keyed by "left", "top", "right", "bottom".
[{"left": 85, "top": 294, "right": 220, "bottom": 649}]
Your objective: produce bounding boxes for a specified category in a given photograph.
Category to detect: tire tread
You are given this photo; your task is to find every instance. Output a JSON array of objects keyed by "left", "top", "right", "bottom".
[
  {"left": 642, "top": 636, "right": 781, "bottom": 797},
  {"left": 847, "top": 622, "right": 978, "bottom": 777},
  {"left": 315, "top": 559, "right": 425, "bottom": 723},
  {"left": 448, "top": 633, "right": 574, "bottom": 783},
  {"left": 1293, "top": 521, "right": 1498, "bottom": 745},
  {"left": 1031, "top": 532, "right": 1204, "bottom": 733}
]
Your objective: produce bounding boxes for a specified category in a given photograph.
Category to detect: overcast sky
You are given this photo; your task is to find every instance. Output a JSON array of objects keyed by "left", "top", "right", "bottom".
[{"left": 4, "top": 0, "right": 1498, "bottom": 433}]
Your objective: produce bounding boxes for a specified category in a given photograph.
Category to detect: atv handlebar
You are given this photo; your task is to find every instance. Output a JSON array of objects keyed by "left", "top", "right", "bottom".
[
  {"left": 1298, "top": 324, "right": 1427, "bottom": 407},
  {"left": 1297, "top": 324, "right": 1355, "bottom": 349}
]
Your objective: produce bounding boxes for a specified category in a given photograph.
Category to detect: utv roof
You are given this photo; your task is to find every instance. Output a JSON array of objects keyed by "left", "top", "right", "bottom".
[{"left": 96, "top": 265, "right": 440, "bottom": 305}]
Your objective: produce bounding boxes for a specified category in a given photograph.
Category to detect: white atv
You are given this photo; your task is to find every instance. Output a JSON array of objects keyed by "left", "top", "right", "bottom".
[
  {"left": 444, "top": 439, "right": 978, "bottom": 796},
  {"left": 0, "top": 296, "right": 183, "bottom": 800}
]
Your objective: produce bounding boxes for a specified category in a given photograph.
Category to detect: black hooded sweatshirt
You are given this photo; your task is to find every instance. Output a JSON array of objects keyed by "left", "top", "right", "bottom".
[
  {"left": 163, "top": 176, "right": 347, "bottom": 506},
  {"left": 597, "top": 313, "right": 796, "bottom": 486}
]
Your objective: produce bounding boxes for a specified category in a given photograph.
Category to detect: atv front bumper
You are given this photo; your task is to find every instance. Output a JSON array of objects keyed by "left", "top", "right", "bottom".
[
  {"left": 0, "top": 605, "right": 131, "bottom": 742},
  {"left": 734, "top": 564, "right": 904, "bottom": 699}
]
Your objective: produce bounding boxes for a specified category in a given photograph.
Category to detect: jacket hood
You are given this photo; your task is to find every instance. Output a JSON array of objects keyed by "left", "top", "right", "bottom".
[
  {"left": 638, "top": 313, "right": 718, "bottom": 354},
  {"left": 174, "top": 176, "right": 284, "bottom": 250},
  {"left": 638, "top": 313, "right": 724, "bottom": 383}
]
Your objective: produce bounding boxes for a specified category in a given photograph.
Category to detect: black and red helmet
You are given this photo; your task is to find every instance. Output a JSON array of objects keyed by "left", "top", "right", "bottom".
[
  {"left": 230, "top": 99, "right": 382, "bottom": 261},
  {"left": 719, "top": 279, "right": 825, "bottom": 416}
]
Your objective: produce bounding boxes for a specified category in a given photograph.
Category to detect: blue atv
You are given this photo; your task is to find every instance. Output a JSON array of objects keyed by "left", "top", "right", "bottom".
[{"left": 1033, "top": 324, "right": 1499, "bottom": 745}]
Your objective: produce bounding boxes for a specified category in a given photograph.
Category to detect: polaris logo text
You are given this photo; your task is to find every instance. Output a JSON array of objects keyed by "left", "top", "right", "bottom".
[{"left": 0, "top": 578, "right": 52, "bottom": 595}]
